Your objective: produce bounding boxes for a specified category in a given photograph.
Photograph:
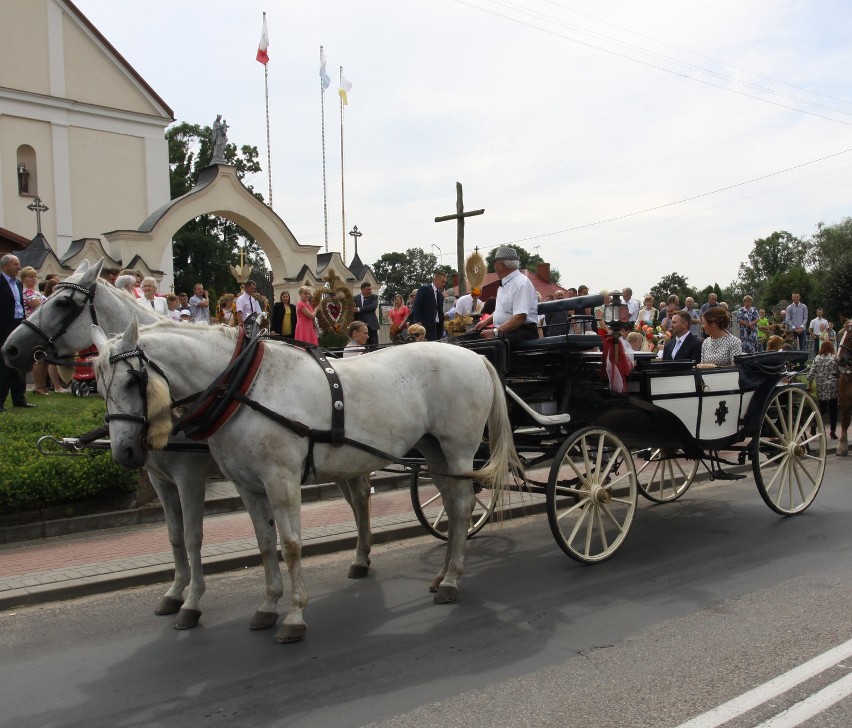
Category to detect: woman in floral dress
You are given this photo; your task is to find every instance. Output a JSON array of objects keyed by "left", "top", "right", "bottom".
[
  {"left": 808, "top": 340, "right": 839, "bottom": 439},
  {"left": 736, "top": 295, "right": 760, "bottom": 353}
]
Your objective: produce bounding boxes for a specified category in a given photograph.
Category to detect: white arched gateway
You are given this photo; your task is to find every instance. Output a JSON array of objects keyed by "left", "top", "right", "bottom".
[{"left": 102, "top": 163, "right": 341, "bottom": 299}]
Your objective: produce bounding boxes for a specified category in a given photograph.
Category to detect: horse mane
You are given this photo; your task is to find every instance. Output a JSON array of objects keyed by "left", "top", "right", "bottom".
[{"left": 145, "top": 371, "right": 173, "bottom": 450}]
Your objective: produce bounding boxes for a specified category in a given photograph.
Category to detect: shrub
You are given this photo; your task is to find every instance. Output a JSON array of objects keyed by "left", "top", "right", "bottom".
[{"left": 0, "top": 395, "right": 139, "bottom": 514}]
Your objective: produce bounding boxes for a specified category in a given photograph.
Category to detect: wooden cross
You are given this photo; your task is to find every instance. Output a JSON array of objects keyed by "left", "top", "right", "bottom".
[
  {"left": 434, "top": 182, "right": 484, "bottom": 297},
  {"left": 26, "top": 196, "right": 49, "bottom": 235}
]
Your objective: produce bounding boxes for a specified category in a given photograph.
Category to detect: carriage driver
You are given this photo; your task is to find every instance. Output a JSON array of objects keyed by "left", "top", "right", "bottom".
[{"left": 475, "top": 246, "right": 539, "bottom": 344}]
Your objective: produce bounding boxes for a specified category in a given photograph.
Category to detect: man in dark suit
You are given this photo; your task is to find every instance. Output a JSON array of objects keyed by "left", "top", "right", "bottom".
[
  {"left": 0, "top": 254, "right": 35, "bottom": 411},
  {"left": 661, "top": 310, "right": 702, "bottom": 362},
  {"left": 353, "top": 281, "right": 380, "bottom": 348},
  {"left": 410, "top": 271, "right": 448, "bottom": 341}
]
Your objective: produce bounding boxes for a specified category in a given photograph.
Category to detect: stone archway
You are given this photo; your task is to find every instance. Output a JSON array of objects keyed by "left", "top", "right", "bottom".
[{"left": 102, "top": 164, "right": 320, "bottom": 297}]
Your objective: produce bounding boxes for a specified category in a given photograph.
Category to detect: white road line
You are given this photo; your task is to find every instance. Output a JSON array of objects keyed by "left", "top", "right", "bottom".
[
  {"left": 675, "top": 636, "right": 852, "bottom": 728},
  {"left": 756, "top": 670, "right": 852, "bottom": 728}
]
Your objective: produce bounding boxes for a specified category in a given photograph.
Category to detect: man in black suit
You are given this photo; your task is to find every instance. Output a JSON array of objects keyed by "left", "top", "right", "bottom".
[
  {"left": 353, "top": 281, "right": 380, "bottom": 348},
  {"left": 410, "top": 271, "right": 448, "bottom": 341},
  {"left": 0, "top": 254, "right": 35, "bottom": 411},
  {"left": 661, "top": 309, "right": 702, "bottom": 362}
]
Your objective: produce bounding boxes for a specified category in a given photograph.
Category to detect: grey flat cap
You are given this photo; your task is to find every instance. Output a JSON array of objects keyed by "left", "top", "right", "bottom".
[{"left": 493, "top": 245, "right": 520, "bottom": 261}]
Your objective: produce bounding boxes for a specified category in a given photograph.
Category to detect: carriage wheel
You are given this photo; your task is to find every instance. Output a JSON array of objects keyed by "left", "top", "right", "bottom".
[
  {"left": 634, "top": 448, "right": 698, "bottom": 503},
  {"left": 409, "top": 470, "right": 497, "bottom": 541},
  {"left": 546, "top": 427, "right": 637, "bottom": 563},
  {"left": 752, "top": 387, "right": 826, "bottom": 515}
]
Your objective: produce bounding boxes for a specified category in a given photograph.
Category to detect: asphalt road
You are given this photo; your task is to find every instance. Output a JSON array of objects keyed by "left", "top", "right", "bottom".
[{"left": 2, "top": 456, "right": 851, "bottom": 728}]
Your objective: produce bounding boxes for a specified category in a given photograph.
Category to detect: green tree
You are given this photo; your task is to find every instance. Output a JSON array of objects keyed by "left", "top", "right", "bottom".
[
  {"left": 696, "top": 283, "right": 723, "bottom": 305},
  {"left": 759, "top": 266, "right": 816, "bottom": 312},
  {"left": 371, "top": 248, "right": 440, "bottom": 304},
  {"left": 736, "top": 230, "right": 808, "bottom": 300},
  {"left": 649, "top": 272, "right": 696, "bottom": 306},
  {"left": 818, "top": 253, "right": 852, "bottom": 321},
  {"left": 167, "top": 122, "right": 268, "bottom": 297},
  {"left": 808, "top": 218, "right": 852, "bottom": 274}
]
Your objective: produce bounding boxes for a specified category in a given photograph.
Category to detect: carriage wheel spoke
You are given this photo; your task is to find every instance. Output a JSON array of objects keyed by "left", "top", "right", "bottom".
[
  {"left": 594, "top": 508, "right": 609, "bottom": 553},
  {"left": 429, "top": 506, "right": 448, "bottom": 532},
  {"left": 566, "top": 503, "right": 590, "bottom": 546},
  {"left": 604, "top": 469, "right": 632, "bottom": 490},
  {"left": 764, "top": 417, "right": 786, "bottom": 442},
  {"left": 599, "top": 502, "right": 626, "bottom": 533},
  {"left": 566, "top": 456, "right": 593, "bottom": 490},
  {"left": 420, "top": 491, "right": 442, "bottom": 509},
  {"left": 557, "top": 497, "right": 589, "bottom": 521},
  {"left": 595, "top": 434, "right": 605, "bottom": 475},
  {"left": 598, "top": 445, "right": 626, "bottom": 483}
]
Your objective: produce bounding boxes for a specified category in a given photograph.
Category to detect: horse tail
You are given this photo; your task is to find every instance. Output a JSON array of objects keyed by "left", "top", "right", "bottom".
[{"left": 466, "top": 359, "right": 525, "bottom": 498}]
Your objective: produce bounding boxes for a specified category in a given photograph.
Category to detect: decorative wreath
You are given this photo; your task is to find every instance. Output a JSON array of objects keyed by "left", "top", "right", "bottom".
[
  {"left": 465, "top": 250, "right": 486, "bottom": 292},
  {"left": 444, "top": 314, "right": 473, "bottom": 336},
  {"left": 312, "top": 270, "right": 355, "bottom": 335}
]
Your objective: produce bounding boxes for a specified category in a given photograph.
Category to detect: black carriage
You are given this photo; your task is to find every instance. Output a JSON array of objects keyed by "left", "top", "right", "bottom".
[{"left": 409, "top": 292, "right": 827, "bottom": 562}]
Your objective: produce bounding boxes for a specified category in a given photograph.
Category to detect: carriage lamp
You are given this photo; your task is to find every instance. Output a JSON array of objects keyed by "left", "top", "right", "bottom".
[{"left": 603, "top": 290, "right": 630, "bottom": 331}]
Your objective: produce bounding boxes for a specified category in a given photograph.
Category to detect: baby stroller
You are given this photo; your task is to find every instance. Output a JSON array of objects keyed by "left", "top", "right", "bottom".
[{"left": 70, "top": 345, "right": 98, "bottom": 397}]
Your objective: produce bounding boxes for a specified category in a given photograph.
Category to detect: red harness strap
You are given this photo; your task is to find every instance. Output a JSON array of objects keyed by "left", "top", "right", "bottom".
[{"left": 176, "top": 326, "right": 266, "bottom": 440}]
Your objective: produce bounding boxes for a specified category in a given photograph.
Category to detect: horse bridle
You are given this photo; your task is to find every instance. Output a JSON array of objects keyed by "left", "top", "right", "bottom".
[
  {"left": 19, "top": 280, "right": 100, "bottom": 365},
  {"left": 101, "top": 347, "right": 171, "bottom": 440},
  {"left": 837, "top": 324, "right": 852, "bottom": 373}
]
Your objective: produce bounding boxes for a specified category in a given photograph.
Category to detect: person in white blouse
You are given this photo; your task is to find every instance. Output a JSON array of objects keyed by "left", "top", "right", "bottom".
[{"left": 136, "top": 277, "right": 168, "bottom": 315}]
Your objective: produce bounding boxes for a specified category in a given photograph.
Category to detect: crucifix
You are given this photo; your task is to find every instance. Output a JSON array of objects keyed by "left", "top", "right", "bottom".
[
  {"left": 27, "top": 196, "right": 49, "bottom": 235},
  {"left": 434, "top": 182, "right": 484, "bottom": 297},
  {"left": 348, "top": 225, "right": 362, "bottom": 260}
]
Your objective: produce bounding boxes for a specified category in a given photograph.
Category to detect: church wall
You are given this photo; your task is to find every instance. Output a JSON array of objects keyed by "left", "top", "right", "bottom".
[
  {"left": 0, "top": 115, "right": 56, "bottom": 240},
  {"left": 67, "top": 126, "right": 147, "bottom": 242},
  {"left": 61, "top": 12, "right": 160, "bottom": 117},
  {"left": 0, "top": 1, "right": 51, "bottom": 96}
]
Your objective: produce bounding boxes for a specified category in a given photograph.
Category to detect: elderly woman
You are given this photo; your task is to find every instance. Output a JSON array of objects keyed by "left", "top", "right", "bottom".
[
  {"left": 20, "top": 266, "right": 66, "bottom": 394},
  {"left": 737, "top": 295, "right": 759, "bottom": 353},
  {"left": 136, "top": 276, "right": 168, "bottom": 315},
  {"left": 698, "top": 306, "right": 742, "bottom": 367}
]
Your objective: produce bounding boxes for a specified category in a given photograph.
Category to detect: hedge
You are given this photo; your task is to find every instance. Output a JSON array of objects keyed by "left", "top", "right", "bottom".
[{"left": 0, "top": 394, "right": 139, "bottom": 514}]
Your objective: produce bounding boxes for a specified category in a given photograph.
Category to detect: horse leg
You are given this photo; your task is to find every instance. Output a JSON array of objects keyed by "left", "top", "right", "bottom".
[
  {"left": 234, "top": 484, "right": 284, "bottom": 630},
  {"left": 336, "top": 475, "right": 372, "bottom": 578},
  {"left": 431, "top": 472, "right": 475, "bottom": 604},
  {"left": 265, "top": 486, "right": 308, "bottom": 644},
  {"left": 171, "top": 472, "right": 208, "bottom": 630},
  {"left": 838, "top": 394, "right": 850, "bottom": 457},
  {"left": 145, "top": 470, "right": 189, "bottom": 617}
]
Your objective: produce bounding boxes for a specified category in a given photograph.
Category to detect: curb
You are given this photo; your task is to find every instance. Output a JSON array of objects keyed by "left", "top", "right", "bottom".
[{"left": 0, "top": 498, "right": 550, "bottom": 611}]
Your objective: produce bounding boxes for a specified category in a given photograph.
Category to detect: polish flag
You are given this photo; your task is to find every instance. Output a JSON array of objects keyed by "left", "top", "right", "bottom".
[{"left": 256, "top": 16, "right": 269, "bottom": 65}]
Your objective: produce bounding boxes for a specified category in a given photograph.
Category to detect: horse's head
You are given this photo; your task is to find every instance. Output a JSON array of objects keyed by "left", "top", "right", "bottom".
[
  {"left": 92, "top": 319, "right": 173, "bottom": 470},
  {"left": 837, "top": 320, "right": 852, "bottom": 368},
  {"left": 1, "top": 258, "right": 103, "bottom": 371}
]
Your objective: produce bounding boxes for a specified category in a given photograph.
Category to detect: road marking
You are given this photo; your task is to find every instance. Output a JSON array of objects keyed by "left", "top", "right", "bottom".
[
  {"left": 755, "top": 671, "right": 852, "bottom": 727},
  {"left": 675, "top": 636, "right": 852, "bottom": 728}
]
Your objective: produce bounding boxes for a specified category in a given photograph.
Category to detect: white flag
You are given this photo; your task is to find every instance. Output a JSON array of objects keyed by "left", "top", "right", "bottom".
[
  {"left": 338, "top": 75, "right": 352, "bottom": 105},
  {"left": 319, "top": 48, "right": 331, "bottom": 90}
]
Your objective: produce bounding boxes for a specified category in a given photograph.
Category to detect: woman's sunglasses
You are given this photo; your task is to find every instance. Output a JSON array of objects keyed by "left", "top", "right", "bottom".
[{"left": 411, "top": 333, "right": 424, "bottom": 339}]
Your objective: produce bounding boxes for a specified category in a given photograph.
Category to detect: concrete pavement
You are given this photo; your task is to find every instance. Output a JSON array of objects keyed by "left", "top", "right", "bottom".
[{"left": 0, "top": 476, "right": 546, "bottom": 611}]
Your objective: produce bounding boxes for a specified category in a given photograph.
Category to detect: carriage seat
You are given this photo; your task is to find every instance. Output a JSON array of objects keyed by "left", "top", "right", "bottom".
[{"left": 513, "top": 333, "right": 602, "bottom": 352}]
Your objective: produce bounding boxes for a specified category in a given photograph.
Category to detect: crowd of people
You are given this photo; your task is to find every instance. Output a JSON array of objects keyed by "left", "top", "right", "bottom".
[{"left": 1, "top": 250, "right": 846, "bottom": 428}]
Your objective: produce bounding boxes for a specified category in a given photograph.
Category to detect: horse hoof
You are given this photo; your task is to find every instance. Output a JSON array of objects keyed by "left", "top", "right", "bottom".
[
  {"left": 249, "top": 610, "right": 279, "bottom": 630},
  {"left": 154, "top": 596, "right": 184, "bottom": 615},
  {"left": 434, "top": 585, "right": 458, "bottom": 604},
  {"left": 173, "top": 608, "right": 202, "bottom": 630},
  {"left": 275, "top": 623, "right": 307, "bottom": 644},
  {"left": 348, "top": 564, "right": 369, "bottom": 579}
]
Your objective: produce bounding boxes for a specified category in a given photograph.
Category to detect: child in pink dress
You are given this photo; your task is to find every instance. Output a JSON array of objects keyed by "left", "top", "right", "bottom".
[{"left": 295, "top": 285, "right": 319, "bottom": 345}]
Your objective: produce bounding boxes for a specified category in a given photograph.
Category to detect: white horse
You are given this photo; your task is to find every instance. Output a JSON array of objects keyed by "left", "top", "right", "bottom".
[
  {"left": 92, "top": 317, "right": 523, "bottom": 643},
  {"left": 1, "top": 259, "right": 372, "bottom": 631}
]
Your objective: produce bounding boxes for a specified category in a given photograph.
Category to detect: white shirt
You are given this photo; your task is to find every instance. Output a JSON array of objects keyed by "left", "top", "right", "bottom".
[
  {"left": 236, "top": 290, "right": 259, "bottom": 320},
  {"left": 493, "top": 269, "right": 538, "bottom": 328},
  {"left": 624, "top": 297, "right": 640, "bottom": 322},
  {"left": 137, "top": 295, "right": 168, "bottom": 316},
  {"left": 454, "top": 294, "right": 482, "bottom": 317},
  {"left": 809, "top": 316, "right": 828, "bottom": 336}
]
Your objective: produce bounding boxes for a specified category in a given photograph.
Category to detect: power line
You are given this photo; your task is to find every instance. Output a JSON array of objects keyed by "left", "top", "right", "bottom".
[
  {"left": 465, "top": 146, "right": 852, "bottom": 254},
  {"left": 452, "top": 0, "right": 852, "bottom": 125}
]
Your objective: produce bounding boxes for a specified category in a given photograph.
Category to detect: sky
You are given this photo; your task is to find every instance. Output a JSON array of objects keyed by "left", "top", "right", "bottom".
[{"left": 76, "top": 0, "right": 852, "bottom": 297}]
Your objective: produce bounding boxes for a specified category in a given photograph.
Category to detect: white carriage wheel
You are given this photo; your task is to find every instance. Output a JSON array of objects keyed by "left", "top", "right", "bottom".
[
  {"left": 546, "top": 427, "right": 638, "bottom": 563},
  {"left": 752, "top": 386, "right": 826, "bottom": 515},
  {"left": 409, "top": 470, "right": 497, "bottom": 541},
  {"left": 634, "top": 448, "right": 698, "bottom": 503}
]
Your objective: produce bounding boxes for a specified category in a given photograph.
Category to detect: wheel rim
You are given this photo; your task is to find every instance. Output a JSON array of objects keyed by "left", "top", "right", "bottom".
[
  {"left": 752, "top": 387, "right": 826, "bottom": 515},
  {"left": 635, "top": 448, "right": 698, "bottom": 503},
  {"left": 410, "top": 471, "right": 496, "bottom": 541},
  {"left": 547, "top": 428, "right": 637, "bottom": 563}
]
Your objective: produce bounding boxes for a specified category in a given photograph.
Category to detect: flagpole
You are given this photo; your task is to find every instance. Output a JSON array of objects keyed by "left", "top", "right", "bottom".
[
  {"left": 262, "top": 11, "right": 273, "bottom": 208},
  {"left": 339, "top": 65, "right": 347, "bottom": 262},
  {"left": 320, "top": 46, "right": 329, "bottom": 252}
]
